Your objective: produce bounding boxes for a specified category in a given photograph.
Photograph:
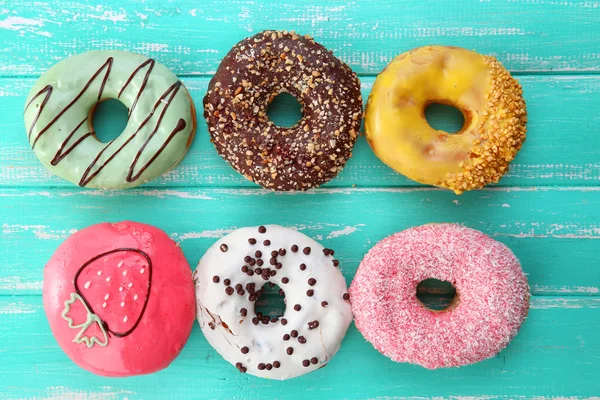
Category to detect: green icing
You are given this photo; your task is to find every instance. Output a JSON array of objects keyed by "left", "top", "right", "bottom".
[
  {"left": 61, "top": 292, "right": 109, "bottom": 348},
  {"left": 24, "top": 50, "right": 195, "bottom": 189}
]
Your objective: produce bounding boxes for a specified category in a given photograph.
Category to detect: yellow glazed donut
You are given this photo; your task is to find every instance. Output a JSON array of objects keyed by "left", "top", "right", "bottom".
[{"left": 365, "top": 46, "right": 527, "bottom": 194}]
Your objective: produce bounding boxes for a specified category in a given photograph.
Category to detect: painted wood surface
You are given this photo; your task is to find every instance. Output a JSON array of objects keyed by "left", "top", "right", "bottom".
[{"left": 1, "top": 0, "right": 600, "bottom": 399}]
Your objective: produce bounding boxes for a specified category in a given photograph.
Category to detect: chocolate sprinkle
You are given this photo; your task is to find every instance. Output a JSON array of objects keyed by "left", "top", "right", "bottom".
[
  {"left": 225, "top": 287, "right": 234, "bottom": 296},
  {"left": 266, "top": 363, "right": 273, "bottom": 370},
  {"left": 343, "top": 293, "right": 350, "bottom": 301},
  {"left": 244, "top": 256, "right": 252, "bottom": 263},
  {"left": 291, "top": 245, "right": 299, "bottom": 252},
  {"left": 291, "top": 330, "right": 298, "bottom": 338},
  {"left": 298, "top": 336, "right": 307, "bottom": 344},
  {"left": 273, "top": 361, "right": 281, "bottom": 368},
  {"left": 248, "top": 238, "right": 257, "bottom": 245},
  {"left": 311, "top": 357, "right": 318, "bottom": 364},
  {"left": 241, "top": 346, "right": 249, "bottom": 354},
  {"left": 303, "top": 247, "right": 311, "bottom": 255},
  {"left": 333, "top": 259, "right": 339, "bottom": 267},
  {"left": 271, "top": 250, "right": 278, "bottom": 257},
  {"left": 294, "top": 304, "right": 301, "bottom": 311},
  {"left": 281, "top": 277, "right": 289, "bottom": 284},
  {"left": 258, "top": 226, "right": 267, "bottom": 233},
  {"left": 308, "top": 321, "right": 319, "bottom": 330},
  {"left": 258, "top": 363, "right": 266, "bottom": 370},
  {"left": 286, "top": 347, "right": 294, "bottom": 355},
  {"left": 300, "top": 263, "right": 307, "bottom": 271},
  {"left": 306, "top": 289, "right": 314, "bottom": 296},
  {"left": 279, "top": 248, "right": 287, "bottom": 256},
  {"left": 255, "top": 251, "right": 262, "bottom": 258},
  {"left": 321, "top": 301, "right": 328, "bottom": 307},
  {"left": 263, "top": 240, "right": 271, "bottom": 246},
  {"left": 252, "top": 317, "right": 259, "bottom": 325},
  {"left": 241, "top": 308, "right": 248, "bottom": 316},
  {"left": 302, "top": 360, "right": 310, "bottom": 367},
  {"left": 224, "top": 279, "right": 231, "bottom": 286},
  {"left": 241, "top": 266, "right": 248, "bottom": 273},
  {"left": 283, "top": 334, "right": 290, "bottom": 341},
  {"left": 281, "top": 318, "right": 288, "bottom": 325},
  {"left": 256, "top": 259, "right": 264, "bottom": 266},
  {"left": 308, "top": 278, "right": 317, "bottom": 286},
  {"left": 220, "top": 244, "right": 228, "bottom": 252},
  {"left": 212, "top": 275, "right": 220, "bottom": 283}
]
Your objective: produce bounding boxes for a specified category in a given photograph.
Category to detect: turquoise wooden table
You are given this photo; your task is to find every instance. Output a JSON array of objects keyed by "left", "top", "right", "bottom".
[{"left": 1, "top": 0, "right": 600, "bottom": 398}]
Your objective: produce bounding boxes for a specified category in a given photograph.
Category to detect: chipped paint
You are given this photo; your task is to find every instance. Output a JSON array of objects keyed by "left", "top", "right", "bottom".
[
  {"left": 327, "top": 225, "right": 365, "bottom": 239},
  {"left": 1, "top": 224, "right": 77, "bottom": 240}
]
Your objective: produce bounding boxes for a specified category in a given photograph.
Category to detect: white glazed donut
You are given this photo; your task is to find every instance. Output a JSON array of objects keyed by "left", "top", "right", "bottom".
[{"left": 194, "top": 225, "right": 353, "bottom": 380}]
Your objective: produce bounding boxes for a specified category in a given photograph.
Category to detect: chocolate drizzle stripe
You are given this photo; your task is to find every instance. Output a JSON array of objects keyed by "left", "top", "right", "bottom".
[
  {"left": 30, "top": 57, "right": 114, "bottom": 149},
  {"left": 127, "top": 118, "right": 186, "bottom": 182},
  {"left": 79, "top": 80, "right": 183, "bottom": 187},
  {"left": 118, "top": 58, "right": 155, "bottom": 120},
  {"left": 24, "top": 85, "right": 52, "bottom": 142},
  {"left": 50, "top": 117, "right": 91, "bottom": 166},
  {"left": 73, "top": 248, "right": 153, "bottom": 339}
]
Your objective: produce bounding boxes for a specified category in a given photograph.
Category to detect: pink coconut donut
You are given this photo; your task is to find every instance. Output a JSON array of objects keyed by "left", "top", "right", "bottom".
[
  {"left": 349, "top": 223, "right": 529, "bottom": 369},
  {"left": 43, "top": 221, "right": 195, "bottom": 377}
]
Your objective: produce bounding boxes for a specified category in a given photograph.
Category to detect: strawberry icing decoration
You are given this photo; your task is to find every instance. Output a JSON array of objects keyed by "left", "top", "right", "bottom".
[
  {"left": 44, "top": 221, "right": 195, "bottom": 376},
  {"left": 61, "top": 248, "right": 152, "bottom": 346}
]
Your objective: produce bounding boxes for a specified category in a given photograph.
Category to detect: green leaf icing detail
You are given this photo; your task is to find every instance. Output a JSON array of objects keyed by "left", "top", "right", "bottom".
[{"left": 61, "top": 292, "right": 109, "bottom": 348}]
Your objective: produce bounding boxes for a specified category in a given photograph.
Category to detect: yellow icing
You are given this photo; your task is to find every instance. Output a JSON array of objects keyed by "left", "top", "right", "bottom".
[{"left": 365, "top": 46, "right": 527, "bottom": 194}]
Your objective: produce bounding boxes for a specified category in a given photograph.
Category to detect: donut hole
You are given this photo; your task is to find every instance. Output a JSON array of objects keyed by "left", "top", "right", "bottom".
[
  {"left": 89, "top": 99, "right": 129, "bottom": 143},
  {"left": 424, "top": 102, "right": 466, "bottom": 134},
  {"left": 267, "top": 92, "right": 303, "bottom": 128},
  {"left": 416, "top": 278, "right": 458, "bottom": 312},
  {"left": 254, "top": 283, "right": 286, "bottom": 321}
]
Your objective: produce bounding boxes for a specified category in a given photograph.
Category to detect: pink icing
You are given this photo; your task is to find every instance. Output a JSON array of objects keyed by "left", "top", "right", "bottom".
[
  {"left": 43, "top": 221, "right": 195, "bottom": 377},
  {"left": 349, "top": 223, "right": 530, "bottom": 369}
]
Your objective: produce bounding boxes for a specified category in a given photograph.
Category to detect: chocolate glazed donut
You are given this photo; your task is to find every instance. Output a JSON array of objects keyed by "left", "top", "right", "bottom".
[{"left": 204, "top": 30, "right": 363, "bottom": 191}]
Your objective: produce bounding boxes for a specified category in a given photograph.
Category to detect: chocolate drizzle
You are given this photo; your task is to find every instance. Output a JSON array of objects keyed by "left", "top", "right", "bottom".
[
  {"left": 73, "top": 248, "right": 153, "bottom": 338},
  {"left": 27, "top": 57, "right": 114, "bottom": 149},
  {"left": 25, "top": 56, "right": 189, "bottom": 187},
  {"left": 118, "top": 58, "right": 155, "bottom": 119},
  {"left": 50, "top": 117, "right": 93, "bottom": 166}
]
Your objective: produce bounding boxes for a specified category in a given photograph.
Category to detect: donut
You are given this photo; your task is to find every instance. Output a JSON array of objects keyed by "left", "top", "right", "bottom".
[
  {"left": 193, "top": 225, "right": 353, "bottom": 379},
  {"left": 24, "top": 50, "right": 197, "bottom": 189},
  {"left": 43, "top": 221, "right": 195, "bottom": 376},
  {"left": 203, "top": 30, "right": 363, "bottom": 191},
  {"left": 349, "top": 224, "right": 529, "bottom": 369},
  {"left": 365, "top": 46, "right": 527, "bottom": 194}
]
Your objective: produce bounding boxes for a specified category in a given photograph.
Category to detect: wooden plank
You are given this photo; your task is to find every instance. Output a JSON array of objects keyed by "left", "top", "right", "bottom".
[
  {"left": 2, "top": 187, "right": 600, "bottom": 296},
  {"left": 1, "top": 0, "right": 600, "bottom": 76},
  {"left": 0, "top": 296, "right": 598, "bottom": 399},
  {"left": 3, "top": 75, "right": 600, "bottom": 188}
]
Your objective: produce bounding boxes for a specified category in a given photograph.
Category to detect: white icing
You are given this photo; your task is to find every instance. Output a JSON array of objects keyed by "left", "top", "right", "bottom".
[{"left": 194, "top": 225, "right": 353, "bottom": 380}]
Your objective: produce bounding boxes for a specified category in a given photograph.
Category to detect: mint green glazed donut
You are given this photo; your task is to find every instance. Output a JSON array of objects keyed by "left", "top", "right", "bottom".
[{"left": 24, "top": 50, "right": 197, "bottom": 189}]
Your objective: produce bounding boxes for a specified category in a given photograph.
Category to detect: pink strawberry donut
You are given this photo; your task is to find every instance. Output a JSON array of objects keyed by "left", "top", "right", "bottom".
[
  {"left": 43, "top": 221, "right": 195, "bottom": 377},
  {"left": 350, "top": 224, "right": 529, "bottom": 369}
]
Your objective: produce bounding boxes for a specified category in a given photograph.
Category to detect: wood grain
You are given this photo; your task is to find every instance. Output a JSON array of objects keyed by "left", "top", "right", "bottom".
[
  {"left": 2, "top": 0, "right": 600, "bottom": 75},
  {"left": 1, "top": 187, "right": 599, "bottom": 296},
  {"left": 1, "top": 296, "right": 599, "bottom": 399},
  {"left": 3, "top": 75, "right": 600, "bottom": 188},
  {"left": 1, "top": 0, "right": 600, "bottom": 398}
]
